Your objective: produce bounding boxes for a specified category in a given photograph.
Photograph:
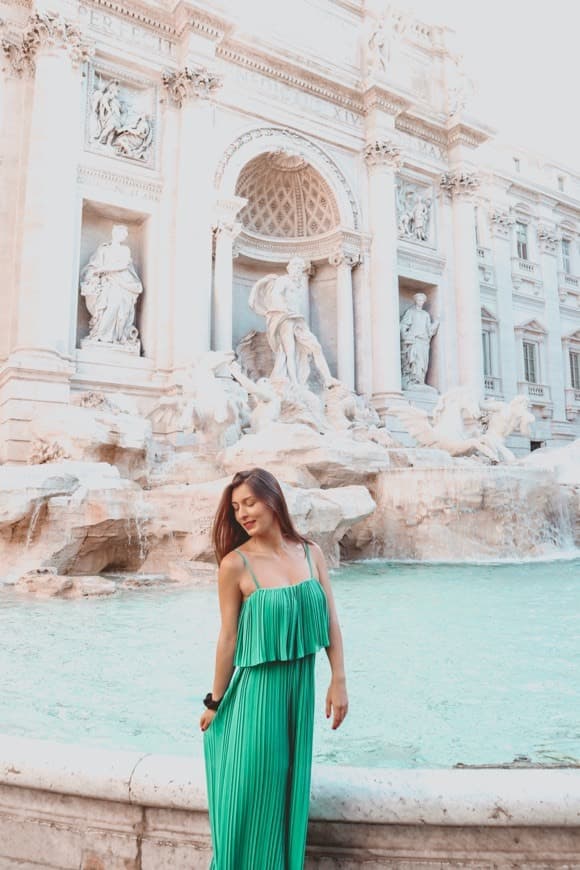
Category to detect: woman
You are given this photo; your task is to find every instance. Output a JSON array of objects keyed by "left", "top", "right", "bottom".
[{"left": 201, "top": 467, "right": 348, "bottom": 869}]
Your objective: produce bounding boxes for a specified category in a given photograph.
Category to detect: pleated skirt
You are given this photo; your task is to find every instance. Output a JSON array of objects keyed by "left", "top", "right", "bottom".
[{"left": 204, "top": 654, "right": 316, "bottom": 870}]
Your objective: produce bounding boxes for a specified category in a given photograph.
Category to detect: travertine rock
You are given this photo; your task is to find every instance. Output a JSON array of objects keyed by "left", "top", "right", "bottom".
[
  {"left": 344, "top": 465, "right": 575, "bottom": 562},
  {"left": 13, "top": 568, "right": 116, "bottom": 598},
  {"left": 220, "top": 422, "right": 391, "bottom": 487}
]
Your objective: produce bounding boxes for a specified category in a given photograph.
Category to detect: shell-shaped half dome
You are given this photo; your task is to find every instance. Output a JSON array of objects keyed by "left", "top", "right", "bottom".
[{"left": 235, "top": 150, "right": 340, "bottom": 238}]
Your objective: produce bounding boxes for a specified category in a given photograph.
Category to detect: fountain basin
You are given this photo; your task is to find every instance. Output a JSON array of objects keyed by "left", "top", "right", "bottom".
[{"left": 1, "top": 735, "right": 580, "bottom": 868}]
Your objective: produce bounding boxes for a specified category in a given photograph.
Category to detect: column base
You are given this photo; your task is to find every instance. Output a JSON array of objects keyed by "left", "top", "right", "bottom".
[{"left": 0, "top": 349, "right": 74, "bottom": 464}]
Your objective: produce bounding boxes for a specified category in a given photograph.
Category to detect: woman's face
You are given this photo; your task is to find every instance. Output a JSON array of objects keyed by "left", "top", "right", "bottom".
[{"left": 231, "top": 482, "right": 275, "bottom": 536}]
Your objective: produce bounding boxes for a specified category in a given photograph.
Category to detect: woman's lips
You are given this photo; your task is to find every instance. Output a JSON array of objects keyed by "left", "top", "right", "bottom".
[{"left": 244, "top": 521, "right": 255, "bottom": 530}]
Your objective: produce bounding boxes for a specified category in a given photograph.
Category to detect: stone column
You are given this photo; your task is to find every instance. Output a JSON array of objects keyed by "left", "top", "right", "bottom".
[
  {"left": 489, "top": 207, "right": 517, "bottom": 399},
  {"left": 537, "top": 223, "right": 566, "bottom": 422},
  {"left": 14, "top": 12, "right": 91, "bottom": 358},
  {"left": 440, "top": 169, "right": 484, "bottom": 397},
  {"left": 364, "top": 139, "right": 402, "bottom": 411},
  {"left": 212, "top": 201, "right": 245, "bottom": 352},
  {"left": 162, "top": 67, "right": 221, "bottom": 374},
  {"left": 329, "top": 246, "right": 359, "bottom": 389}
]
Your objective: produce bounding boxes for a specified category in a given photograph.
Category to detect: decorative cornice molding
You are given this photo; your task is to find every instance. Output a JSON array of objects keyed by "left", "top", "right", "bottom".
[
  {"left": 173, "top": 3, "right": 228, "bottom": 40},
  {"left": 446, "top": 120, "right": 490, "bottom": 150},
  {"left": 440, "top": 169, "right": 480, "bottom": 199},
  {"left": 364, "top": 138, "right": 402, "bottom": 169},
  {"left": 81, "top": 0, "right": 175, "bottom": 36},
  {"left": 162, "top": 65, "right": 222, "bottom": 107},
  {"left": 217, "top": 41, "right": 361, "bottom": 114},
  {"left": 362, "top": 84, "right": 411, "bottom": 118},
  {"left": 77, "top": 164, "right": 162, "bottom": 200},
  {"left": 395, "top": 115, "right": 448, "bottom": 150}
]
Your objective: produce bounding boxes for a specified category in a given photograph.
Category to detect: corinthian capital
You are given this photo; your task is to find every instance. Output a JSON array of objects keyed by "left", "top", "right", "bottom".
[
  {"left": 537, "top": 223, "right": 560, "bottom": 255},
  {"left": 162, "top": 66, "right": 222, "bottom": 108},
  {"left": 440, "top": 169, "right": 480, "bottom": 199},
  {"left": 2, "top": 12, "right": 91, "bottom": 75},
  {"left": 25, "top": 12, "right": 91, "bottom": 68},
  {"left": 329, "top": 246, "right": 361, "bottom": 269},
  {"left": 364, "top": 138, "right": 402, "bottom": 169}
]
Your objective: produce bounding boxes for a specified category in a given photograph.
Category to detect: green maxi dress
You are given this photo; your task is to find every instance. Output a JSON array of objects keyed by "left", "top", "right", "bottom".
[{"left": 204, "top": 542, "right": 330, "bottom": 870}]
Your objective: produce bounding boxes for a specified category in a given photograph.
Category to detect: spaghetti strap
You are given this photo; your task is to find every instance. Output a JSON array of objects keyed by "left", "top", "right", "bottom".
[
  {"left": 236, "top": 549, "right": 260, "bottom": 590},
  {"left": 303, "top": 541, "right": 315, "bottom": 578}
]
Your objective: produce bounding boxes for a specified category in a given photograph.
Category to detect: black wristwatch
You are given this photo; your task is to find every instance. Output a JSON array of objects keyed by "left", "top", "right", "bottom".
[{"left": 203, "top": 692, "right": 221, "bottom": 711}]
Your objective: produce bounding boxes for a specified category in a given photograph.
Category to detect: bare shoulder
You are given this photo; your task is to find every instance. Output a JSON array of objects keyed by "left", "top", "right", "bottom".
[
  {"left": 218, "top": 550, "right": 244, "bottom": 585},
  {"left": 308, "top": 541, "right": 329, "bottom": 573}
]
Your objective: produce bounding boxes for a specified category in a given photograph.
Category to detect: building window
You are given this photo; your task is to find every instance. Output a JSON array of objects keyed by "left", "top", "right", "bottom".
[
  {"left": 516, "top": 221, "right": 529, "bottom": 260},
  {"left": 562, "top": 238, "right": 571, "bottom": 274},
  {"left": 513, "top": 157, "right": 520, "bottom": 173},
  {"left": 570, "top": 351, "right": 580, "bottom": 390},
  {"left": 482, "top": 330, "right": 493, "bottom": 377},
  {"left": 523, "top": 341, "right": 538, "bottom": 384},
  {"left": 557, "top": 175, "right": 566, "bottom": 192}
]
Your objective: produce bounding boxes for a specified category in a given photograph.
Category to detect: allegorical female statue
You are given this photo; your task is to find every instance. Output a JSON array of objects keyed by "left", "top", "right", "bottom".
[
  {"left": 399, "top": 292, "right": 439, "bottom": 388},
  {"left": 80, "top": 224, "right": 143, "bottom": 349},
  {"left": 249, "top": 257, "right": 335, "bottom": 388}
]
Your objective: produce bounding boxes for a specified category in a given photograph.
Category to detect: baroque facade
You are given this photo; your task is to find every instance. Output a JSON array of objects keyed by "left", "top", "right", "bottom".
[{"left": 1, "top": 0, "right": 579, "bottom": 462}]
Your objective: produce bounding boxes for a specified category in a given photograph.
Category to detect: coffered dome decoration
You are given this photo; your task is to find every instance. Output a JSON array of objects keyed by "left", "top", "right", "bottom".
[{"left": 235, "top": 151, "right": 341, "bottom": 238}]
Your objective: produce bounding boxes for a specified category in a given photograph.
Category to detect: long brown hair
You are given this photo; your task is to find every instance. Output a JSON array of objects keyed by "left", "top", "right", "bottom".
[{"left": 212, "top": 467, "right": 309, "bottom": 564}]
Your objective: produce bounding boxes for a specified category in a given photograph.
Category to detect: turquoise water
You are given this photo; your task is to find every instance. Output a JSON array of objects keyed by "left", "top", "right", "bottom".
[{"left": 1, "top": 559, "right": 580, "bottom": 769}]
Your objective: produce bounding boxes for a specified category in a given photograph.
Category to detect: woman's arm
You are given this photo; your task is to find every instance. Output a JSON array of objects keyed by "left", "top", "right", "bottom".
[
  {"left": 200, "top": 552, "right": 242, "bottom": 731},
  {"left": 311, "top": 542, "right": 349, "bottom": 730}
]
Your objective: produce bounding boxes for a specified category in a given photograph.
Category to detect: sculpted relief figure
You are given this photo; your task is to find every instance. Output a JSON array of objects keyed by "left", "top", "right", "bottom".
[
  {"left": 249, "top": 258, "right": 336, "bottom": 389},
  {"left": 399, "top": 293, "right": 439, "bottom": 388},
  {"left": 396, "top": 182, "right": 432, "bottom": 242},
  {"left": 80, "top": 225, "right": 143, "bottom": 349},
  {"left": 365, "top": 6, "right": 411, "bottom": 77},
  {"left": 91, "top": 78, "right": 153, "bottom": 161}
]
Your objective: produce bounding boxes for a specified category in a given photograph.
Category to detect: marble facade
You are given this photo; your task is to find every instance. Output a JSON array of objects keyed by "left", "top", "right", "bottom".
[{"left": 1, "top": 0, "right": 580, "bottom": 462}]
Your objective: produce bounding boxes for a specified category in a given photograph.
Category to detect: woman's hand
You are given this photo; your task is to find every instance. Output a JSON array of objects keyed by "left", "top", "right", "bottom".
[
  {"left": 200, "top": 709, "right": 217, "bottom": 732},
  {"left": 325, "top": 678, "right": 348, "bottom": 730}
]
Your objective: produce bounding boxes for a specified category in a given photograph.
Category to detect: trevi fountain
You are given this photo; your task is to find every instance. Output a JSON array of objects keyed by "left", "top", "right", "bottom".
[{"left": 1, "top": 0, "right": 580, "bottom": 866}]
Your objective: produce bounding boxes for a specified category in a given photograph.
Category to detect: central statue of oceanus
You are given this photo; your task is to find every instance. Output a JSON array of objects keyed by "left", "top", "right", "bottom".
[{"left": 248, "top": 258, "right": 336, "bottom": 388}]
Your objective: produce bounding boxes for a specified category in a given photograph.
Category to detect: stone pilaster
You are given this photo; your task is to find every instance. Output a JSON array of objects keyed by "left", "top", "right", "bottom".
[
  {"left": 161, "top": 65, "right": 222, "bottom": 374},
  {"left": 440, "top": 168, "right": 484, "bottom": 397},
  {"left": 364, "top": 138, "right": 403, "bottom": 411},
  {"left": 329, "top": 246, "right": 359, "bottom": 390},
  {"left": 488, "top": 207, "right": 517, "bottom": 399},
  {"left": 537, "top": 222, "right": 566, "bottom": 422},
  {"left": 0, "top": 12, "right": 91, "bottom": 461},
  {"left": 212, "top": 200, "right": 245, "bottom": 352}
]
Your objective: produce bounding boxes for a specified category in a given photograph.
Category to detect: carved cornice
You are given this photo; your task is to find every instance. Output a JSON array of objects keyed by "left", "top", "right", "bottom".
[
  {"left": 218, "top": 40, "right": 361, "bottom": 114},
  {"left": 81, "top": 0, "right": 175, "bottom": 36},
  {"left": 162, "top": 65, "right": 222, "bottom": 107},
  {"left": 440, "top": 169, "right": 480, "bottom": 199},
  {"left": 364, "top": 138, "right": 402, "bottom": 169},
  {"left": 235, "top": 226, "right": 366, "bottom": 264},
  {"left": 77, "top": 164, "right": 162, "bottom": 200},
  {"left": 446, "top": 120, "right": 491, "bottom": 149},
  {"left": 395, "top": 115, "right": 448, "bottom": 150},
  {"left": 173, "top": 3, "right": 229, "bottom": 41},
  {"left": 362, "top": 84, "right": 411, "bottom": 118}
]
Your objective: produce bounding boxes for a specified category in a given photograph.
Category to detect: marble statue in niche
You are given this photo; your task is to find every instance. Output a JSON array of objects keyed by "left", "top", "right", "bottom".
[
  {"left": 80, "top": 224, "right": 143, "bottom": 352},
  {"left": 249, "top": 257, "right": 336, "bottom": 388},
  {"left": 90, "top": 76, "right": 153, "bottom": 162},
  {"left": 399, "top": 292, "right": 439, "bottom": 388},
  {"left": 397, "top": 181, "right": 433, "bottom": 242}
]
